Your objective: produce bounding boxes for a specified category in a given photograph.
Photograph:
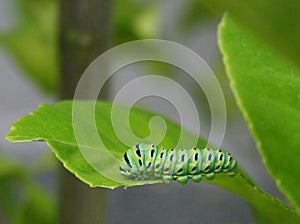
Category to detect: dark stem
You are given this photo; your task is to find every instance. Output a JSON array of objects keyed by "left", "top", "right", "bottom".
[{"left": 58, "top": 1, "right": 113, "bottom": 223}]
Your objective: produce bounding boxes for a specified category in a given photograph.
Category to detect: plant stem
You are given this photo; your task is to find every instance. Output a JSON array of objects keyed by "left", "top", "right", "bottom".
[{"left": 58, "top": 1, "right": 112, "bottom": 223}]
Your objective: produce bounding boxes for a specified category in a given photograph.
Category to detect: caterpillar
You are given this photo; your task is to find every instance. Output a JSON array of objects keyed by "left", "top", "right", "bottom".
[{"left": 119, "top": 144, "right": 238, "bottom": 185}]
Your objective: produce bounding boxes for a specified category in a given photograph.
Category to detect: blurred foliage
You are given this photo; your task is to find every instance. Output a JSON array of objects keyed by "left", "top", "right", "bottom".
[
  {"left": 0, "top": 0, "right": 161, "bottom": 94},
  {"left": 113, "top": 0, "right": 160, "bottom": 43},
  {"left": 0, "top": 153, "right": 57, "bottom": 223},
  {"left": 0, "top": 156, "right": 23, "bottom": 222},
  {"left": 0, "top": 0, "right": 58, "bottom": 93},
  {"left": 178, "top": 0, "right": 218, "bottom": 31},
  {"left": 203, "top": 0, "right": 300, "bottom": 69},
  {"left": 0, "top": 0, "right": 219, "bottom": 94}
]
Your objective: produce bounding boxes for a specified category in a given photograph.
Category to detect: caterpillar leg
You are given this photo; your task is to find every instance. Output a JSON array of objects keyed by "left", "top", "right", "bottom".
[
  {"left": 176, "top": 175, "right": 189, "bottom": 185},
  {"left": 191, "top": 174, "right": 202, "bottom": 183},
  {"left": 162, "top": 175, "right": 173, "bottom": 183},
  {"left": 205, "top": 172, "right": 215, "bottom": 180},
  {"left": 227, "top": 171, "right": 237, "bottom": 177}
]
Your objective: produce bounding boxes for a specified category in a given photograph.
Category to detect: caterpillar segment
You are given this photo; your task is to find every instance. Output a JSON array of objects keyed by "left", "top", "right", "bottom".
[{"left": 119, "top": 144, "right": 238, "bottom": 184}]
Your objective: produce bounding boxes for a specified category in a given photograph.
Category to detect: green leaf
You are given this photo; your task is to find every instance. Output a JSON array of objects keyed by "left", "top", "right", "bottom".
[
  {"left": 219, "top": 13, "right": 300, "bottom": 212},
  {"left": 0, "top": 0, "right": 58, "bottom": 93},
  {"left": 6, "top": 101, "right": 300, "bottom": 222},
  {"left": 204, "top": 0, "right": 300, "bottom": 68},
  {"left": 6, "top": 101, "right": 203, "bottom": 188}
]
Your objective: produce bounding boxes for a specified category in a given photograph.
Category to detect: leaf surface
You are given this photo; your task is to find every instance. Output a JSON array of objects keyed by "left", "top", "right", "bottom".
[
  {"left": 219, "top": 13, "right": 300, "bottom": 212},
  {"left": 6, "top": 101, "right": 300, "bottom": 222}
]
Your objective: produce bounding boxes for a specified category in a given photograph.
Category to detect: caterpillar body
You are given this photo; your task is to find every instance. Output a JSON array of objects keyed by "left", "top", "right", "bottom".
[{"left": 119, "top": 144, "right": 238, "bottom": 185}]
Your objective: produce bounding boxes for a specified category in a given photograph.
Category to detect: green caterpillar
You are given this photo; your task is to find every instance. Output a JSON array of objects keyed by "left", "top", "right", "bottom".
[{"left": 119, "top": 144, "right": 238, "bottom": 184}]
